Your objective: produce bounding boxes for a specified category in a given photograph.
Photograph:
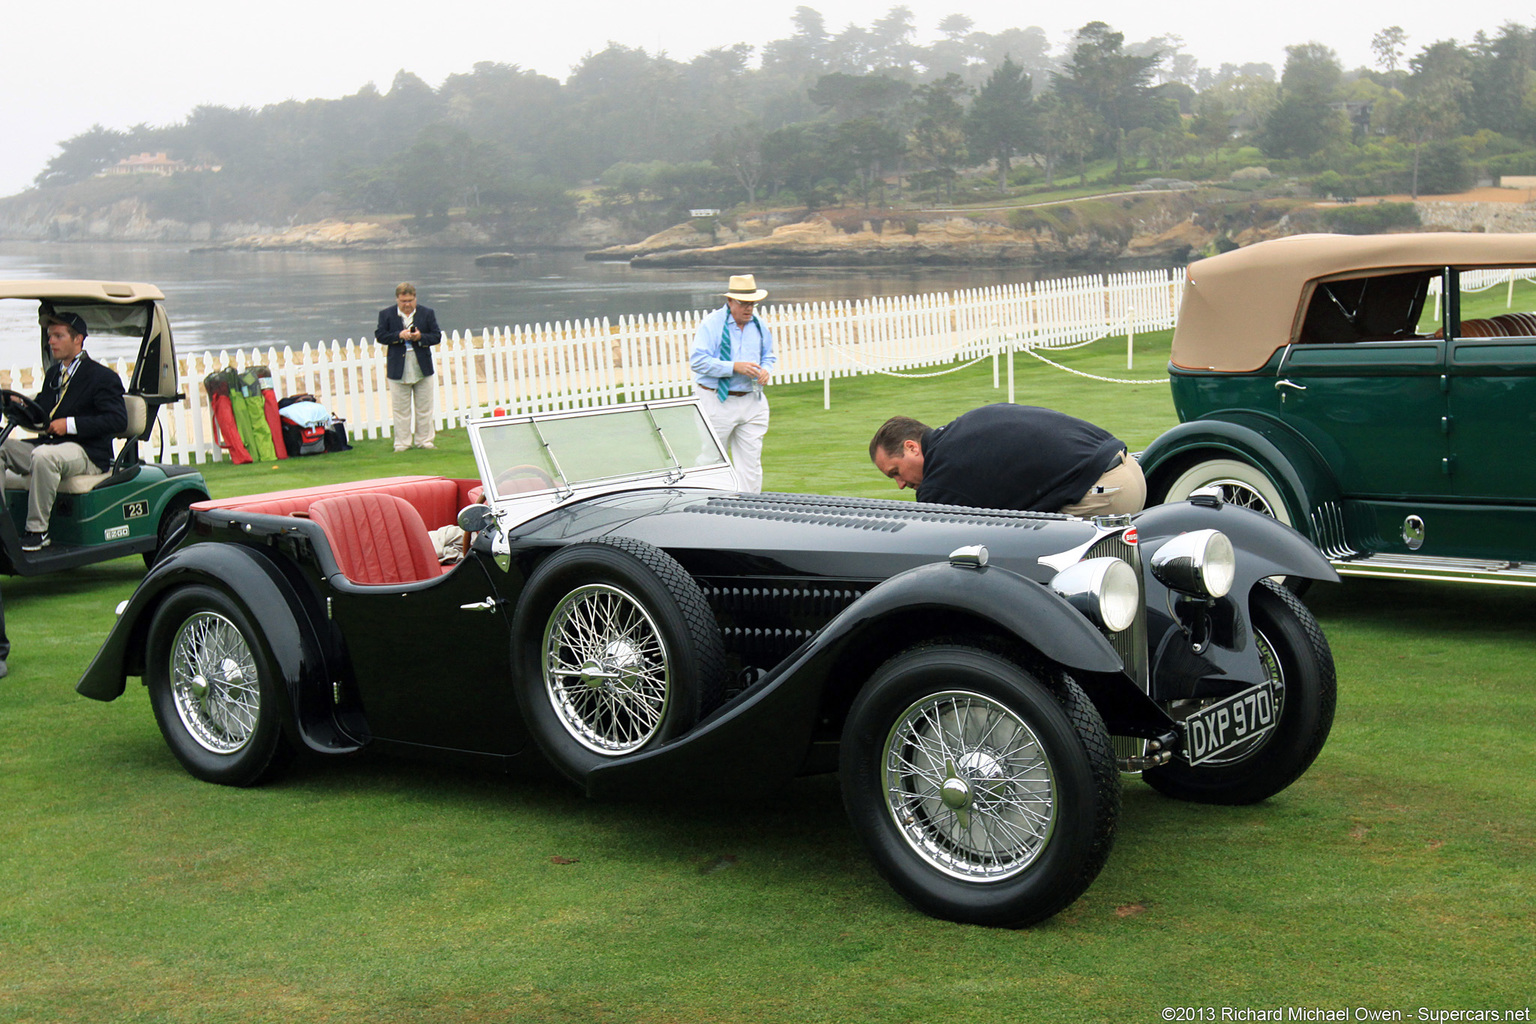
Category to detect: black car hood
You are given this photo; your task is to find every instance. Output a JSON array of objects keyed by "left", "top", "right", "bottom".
[{"left": 507, "top": 489, "right": 1104, "bottom": 583}]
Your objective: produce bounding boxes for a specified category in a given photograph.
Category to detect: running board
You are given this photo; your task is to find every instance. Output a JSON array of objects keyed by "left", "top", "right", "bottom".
[{"left": 1333, "top": 553, "right": 1536, "bottom": 587}]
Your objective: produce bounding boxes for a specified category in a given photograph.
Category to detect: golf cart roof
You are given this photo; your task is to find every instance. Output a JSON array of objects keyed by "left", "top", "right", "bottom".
[{"left": 0, "top": 281, "right": 165, "bottom": 304}]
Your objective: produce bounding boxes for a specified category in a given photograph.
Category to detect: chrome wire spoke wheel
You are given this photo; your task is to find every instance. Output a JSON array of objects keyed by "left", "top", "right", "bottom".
[
  {"left": 1205, "top": 478, "right": 1277, "bottom": 516},
  {"left": 883, "top": 689, "right": 1057, "bottom": 881},
  {"left": 168, "top": 611, "right": 261, "bottom": 754},
  {"left": 543, "top": 583, "right": 670, "bottom": 754}
]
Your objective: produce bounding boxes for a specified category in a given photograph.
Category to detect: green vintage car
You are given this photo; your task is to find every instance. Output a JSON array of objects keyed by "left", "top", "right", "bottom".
[
  {"left": 1, "top": 281, "right": 209, "bottom": 576},
  {"left": 1139, "top": 232, "right": 1536, "bottom": 587}
]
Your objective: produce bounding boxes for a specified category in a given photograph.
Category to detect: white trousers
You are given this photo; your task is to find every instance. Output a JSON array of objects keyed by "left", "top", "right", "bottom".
[
  {"left": 1, "top": 438, "right": 98, "bottom": 533},
  {"left": 703, "top": 392, "right": 770, "bottom": 493},
  {"left": 388, "top": 375, "right": 435, "bottom": 449}
]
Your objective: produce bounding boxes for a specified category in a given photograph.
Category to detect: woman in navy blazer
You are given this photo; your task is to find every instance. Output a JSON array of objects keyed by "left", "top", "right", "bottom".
[{"left": 374, "top": 282, "right": 441, "bottom": 451}]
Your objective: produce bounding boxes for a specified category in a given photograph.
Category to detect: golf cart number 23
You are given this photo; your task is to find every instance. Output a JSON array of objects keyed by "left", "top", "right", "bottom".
[{"left": 122, "top": 501, "right": 149, "bottom": 519}]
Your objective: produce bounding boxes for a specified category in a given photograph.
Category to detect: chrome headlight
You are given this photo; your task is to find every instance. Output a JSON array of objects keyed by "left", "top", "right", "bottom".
[
  {"left": 1149, "top": 529, "right": 1235, "bottom": 599},
  {"left": 1050, "top": 556, "right": 1139, "bottom": 633}
]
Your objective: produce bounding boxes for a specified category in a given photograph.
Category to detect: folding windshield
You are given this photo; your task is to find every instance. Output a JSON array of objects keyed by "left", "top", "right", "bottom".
[{"left": 469, "top": 399, "right": 732, "bottom": 501}]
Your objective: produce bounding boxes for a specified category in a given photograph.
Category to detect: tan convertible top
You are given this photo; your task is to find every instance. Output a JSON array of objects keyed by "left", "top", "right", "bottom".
[
  {"left": 0, "top": 280, "right": 165, "bottom": 303},
  {"left": 1172, "top": 233, "right": 1536, "bottom": 371}
]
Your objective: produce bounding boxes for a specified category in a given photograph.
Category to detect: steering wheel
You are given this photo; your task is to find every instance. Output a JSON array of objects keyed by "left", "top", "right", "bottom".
[
  {"left": 494, "top": 463, "right": 558, "bottom": 495},
  {"left": 0, "top": 389, "right": 49, "bottom": 432}
]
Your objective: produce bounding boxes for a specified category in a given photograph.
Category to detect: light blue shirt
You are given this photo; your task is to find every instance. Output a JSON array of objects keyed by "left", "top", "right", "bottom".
[{"left": 690, "top": 305, "right": 776, "bottom": 395}]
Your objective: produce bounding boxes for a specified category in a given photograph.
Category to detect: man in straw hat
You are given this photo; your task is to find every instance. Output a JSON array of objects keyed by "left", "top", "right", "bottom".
[{"left": 691, "top": 273, "right": 776, "bottom": 492}]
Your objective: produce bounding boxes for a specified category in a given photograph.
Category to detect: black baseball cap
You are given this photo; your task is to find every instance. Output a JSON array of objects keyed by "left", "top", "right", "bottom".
[{"left": 44, "top": 311, "right": 89, "bottom": 338}]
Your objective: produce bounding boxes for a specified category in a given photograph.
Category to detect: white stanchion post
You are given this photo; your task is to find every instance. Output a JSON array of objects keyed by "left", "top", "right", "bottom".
[
  {"left": 991, "top": 318, "right": 999, "bottom": 388},
  {"left": 1007, "top": 333, "right": 1015, "bottom": 405},
  {"left": 822, "top": 329, "right": 832, "bottom": 411}
]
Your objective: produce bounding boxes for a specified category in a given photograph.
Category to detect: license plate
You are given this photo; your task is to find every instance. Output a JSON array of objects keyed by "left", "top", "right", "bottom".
[{"left": 1181, "top": 682, "right": 1279, "bottom": 765}]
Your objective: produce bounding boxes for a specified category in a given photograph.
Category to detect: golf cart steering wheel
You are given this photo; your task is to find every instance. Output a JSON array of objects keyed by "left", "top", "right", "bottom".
[{"left": 0, "top": 389, "right": 49, "bottom": 432}]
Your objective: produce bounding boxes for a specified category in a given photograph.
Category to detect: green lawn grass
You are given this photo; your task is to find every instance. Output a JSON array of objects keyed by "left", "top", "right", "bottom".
[{"left": 2, "top": 333, "right": 1532, "bottom": 1023}]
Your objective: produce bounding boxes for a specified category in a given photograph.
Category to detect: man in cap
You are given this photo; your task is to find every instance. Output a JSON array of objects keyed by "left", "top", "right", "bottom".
[
  {"left": 690, "top": 274, "right": 776, "bottom": 492},
  {"left": 1, "top": 311, "right": 128, "bottom": 551}
]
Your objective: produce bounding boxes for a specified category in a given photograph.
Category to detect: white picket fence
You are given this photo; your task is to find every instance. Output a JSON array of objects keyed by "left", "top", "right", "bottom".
[{"left": 8, "top": 267, "right": 1185, "bottom": 465}]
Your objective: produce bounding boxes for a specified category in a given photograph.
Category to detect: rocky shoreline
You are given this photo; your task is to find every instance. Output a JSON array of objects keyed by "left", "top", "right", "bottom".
[
  {"left": 5, "top": 186, "right": 1535, "bottom": 265},
  {"left": 587, "top": 199, "right": 1243, "bottom": 268}
]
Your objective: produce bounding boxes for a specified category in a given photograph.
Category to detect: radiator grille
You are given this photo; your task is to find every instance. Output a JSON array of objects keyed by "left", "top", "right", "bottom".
[{"left": 1085, "top": 531, "right": 1150, "bottom": 769}]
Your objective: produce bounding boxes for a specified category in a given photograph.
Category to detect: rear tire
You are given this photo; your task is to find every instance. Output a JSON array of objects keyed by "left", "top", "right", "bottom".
[
  {"left": 840, "top": 644, "right": 1119, "bottom": 927},
  {"left": 512, "top": 538, "right": 726, "bottom": 783},
  {"left": 145, "top": 584, "right": 294, "bottom": 786}
]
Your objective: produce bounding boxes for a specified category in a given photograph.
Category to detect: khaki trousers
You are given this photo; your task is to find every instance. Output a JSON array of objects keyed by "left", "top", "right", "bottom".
[
  {"left": 1059, "top": 451, "right": 1147, "bottom": 518},
  {"left": 0, "top": 437, "right": 98, "bottom": 533},
  {"left": 388, "top": 375, "right": 436, "bottom": 449}
]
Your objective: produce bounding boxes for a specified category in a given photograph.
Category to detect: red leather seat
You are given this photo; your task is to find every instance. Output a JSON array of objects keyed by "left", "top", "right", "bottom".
[{"left": 308, "top": 493, "right": 441, "bottom": 585}]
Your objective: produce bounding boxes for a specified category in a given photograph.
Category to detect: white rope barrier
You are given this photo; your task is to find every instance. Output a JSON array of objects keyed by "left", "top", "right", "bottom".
[
  {"left": 1020, "top": 346, "right": 1169, "bottom": 385},
  {"left": 827, "top": 343, "right": 994, "bottom": 378}
]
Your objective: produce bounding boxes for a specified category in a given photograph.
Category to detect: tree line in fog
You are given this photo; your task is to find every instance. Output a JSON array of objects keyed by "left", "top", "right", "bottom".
[{"left": 29, "top": 7, "right": 1536, "bottom": 239}]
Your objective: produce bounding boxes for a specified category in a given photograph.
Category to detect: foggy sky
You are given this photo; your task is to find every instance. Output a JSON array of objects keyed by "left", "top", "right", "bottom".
[{"left": 5, "top": 0, "right": 1531, "bottom": 199}]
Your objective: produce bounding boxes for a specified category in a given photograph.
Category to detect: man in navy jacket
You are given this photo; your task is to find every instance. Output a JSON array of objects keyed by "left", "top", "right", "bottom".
[
  {"left": 375, "top": 282, "right": 441, "bottom": 451},
  {"left": 1, "top": 312, "right": 127, "bottom": 551}
]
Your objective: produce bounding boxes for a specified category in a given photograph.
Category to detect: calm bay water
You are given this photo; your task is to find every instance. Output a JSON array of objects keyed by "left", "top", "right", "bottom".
[{"left": 0, "top": 240, "right": 1131, "bottom": 366}]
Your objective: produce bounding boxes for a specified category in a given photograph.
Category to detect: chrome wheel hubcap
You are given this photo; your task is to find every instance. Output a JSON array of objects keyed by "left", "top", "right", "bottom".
[
  {"left": 544, "top": 584, "right": 670, "bottom": 754},
  {"left": 169, "top": 612, "right": 259, "bottom": 754},
  {"left": 883, "top": 690, "right": 1056, "bottom": 881}
]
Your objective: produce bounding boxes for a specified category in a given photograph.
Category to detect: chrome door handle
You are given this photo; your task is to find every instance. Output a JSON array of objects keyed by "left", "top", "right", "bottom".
[
  {"left": 460, "top": 598, "right": 499, "bottom": 612},
  {"left": 1275, "top": 379, "right": 1307, "bottom": 391}
]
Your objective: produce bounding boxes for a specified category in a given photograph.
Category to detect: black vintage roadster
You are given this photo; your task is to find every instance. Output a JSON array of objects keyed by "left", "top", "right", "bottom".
[{"left": 79, "top": 399, "right": 1338, "bottom": 927}]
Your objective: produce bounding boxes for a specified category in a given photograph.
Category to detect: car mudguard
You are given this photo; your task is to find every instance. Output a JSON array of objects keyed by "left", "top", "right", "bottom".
[
  {"left": 75, "top": 540, "right": 358, "bottom": 754},
  {"left": 1135, "top": 499, "right": 1339, "bottom": 586},
  {"left": 1139, "top": 413, "right": 1341, "bottom": 526},
  {"left": 1133, "top": 500, "right": 1338, "bottom": 704},
  {"left": 585, "top": 559, "right": 1142, "bottom": 800}
]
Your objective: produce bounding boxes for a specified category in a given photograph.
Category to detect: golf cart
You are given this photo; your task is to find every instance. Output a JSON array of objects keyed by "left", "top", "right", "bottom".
[{"left": 1, "top": 281, "right": 208, "bottom": 576}]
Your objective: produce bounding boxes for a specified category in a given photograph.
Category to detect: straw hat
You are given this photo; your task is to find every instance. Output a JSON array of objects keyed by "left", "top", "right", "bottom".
[{"left": 723, "top": 274, "right": 768, "bottom": 302}]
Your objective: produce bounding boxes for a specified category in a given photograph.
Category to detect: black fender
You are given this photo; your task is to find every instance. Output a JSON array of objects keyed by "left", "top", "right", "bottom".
[
  {"left": 586, "top": 559, "right": 1137, "bottom": 799},
  {"left": 1134, "top": 499, "right": 1339, "bottom": 586},
  {"left": 1139, "top": 413, "right": 1341, "bottom": 527},
  {"left": 75, "top": 540, "right": 358, "bottom": 754},
  {"left": 1133, "top": 500, "right": 1338, "bottom": 704}
]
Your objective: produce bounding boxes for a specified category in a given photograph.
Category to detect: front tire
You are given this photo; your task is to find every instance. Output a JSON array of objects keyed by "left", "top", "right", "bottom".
[
  {"left": 840, "top": 645, "right": 1119, "bottom": 928},
  {"left": 1144, "top": 580, "right": 1336, "bottom": 805},
  {"left": 513, "top": 537, "right": 726, "bottom": 783},
  {"left": 1159, "top": 457, "right": 1294, "bottom": 526},
  {"left": 145, "top": 585, "right": 294, "bottom": 786}
]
